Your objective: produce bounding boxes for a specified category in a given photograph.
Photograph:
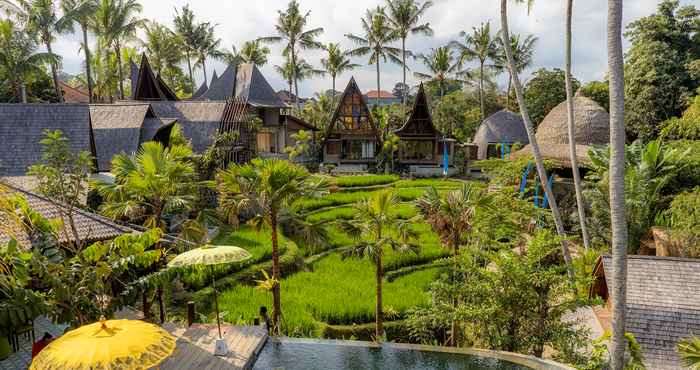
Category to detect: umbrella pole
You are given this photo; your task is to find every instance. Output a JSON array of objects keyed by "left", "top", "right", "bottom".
[{"left": 211, "top": 266, "right": 222, "bottom": 339}]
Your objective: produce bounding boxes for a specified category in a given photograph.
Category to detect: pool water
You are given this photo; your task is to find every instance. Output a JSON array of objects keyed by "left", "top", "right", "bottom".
[{"left": 253, "top": 339, "right": 531, "bottom": 370}]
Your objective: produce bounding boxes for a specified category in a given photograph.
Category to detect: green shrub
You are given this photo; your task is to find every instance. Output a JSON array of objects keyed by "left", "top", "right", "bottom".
[{"left": 660, "top": 187, "right": 700, "bottom": 256}]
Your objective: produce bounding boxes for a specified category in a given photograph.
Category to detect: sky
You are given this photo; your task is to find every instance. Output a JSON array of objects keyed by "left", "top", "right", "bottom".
[{"left": 53, "top": 0, "right": 698, "bottom": 97}]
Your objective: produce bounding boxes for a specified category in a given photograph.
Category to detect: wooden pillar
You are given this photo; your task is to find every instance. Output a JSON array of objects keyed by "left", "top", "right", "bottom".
[{"left": 187, "top": 301, "right": 196, "bottom": 327}]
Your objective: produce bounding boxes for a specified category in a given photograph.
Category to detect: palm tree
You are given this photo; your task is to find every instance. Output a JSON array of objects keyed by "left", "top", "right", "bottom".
[
  {"left": 193, "top": 22, "right": 221, "bottom": 84},
  {"left": 347, "top": 7, "right": 402, "bottom": 108},
  {"left": 340, "top": 190, "right": 418, "bottom": 339},
  {"left": 415, "top": 184, "right": 492, "bottom": 346},
  {"left": 564, "top": 0, "right": 591, "bottom": 251},
  {"left": 61, "top": 0, "right": 97, "bottom": 103},
  {"left": 451, "top": 21, "right": 498, "bottom": 120},
  {"left": 607, "top": 0, "right": 628, "bottom": 367},
  {"left": 499, "top": 0, "right": 576, "bottom": 287},
  {"left": 320, "top": 43, "right": 359, "bottom": 98},
  {"left": 218, "top": 158, "right": 326, "bottom": 334},
  {"left": 140, "top": 21, "right": 183, "bottom": 81},
  {"left": 94, "top": 141, "right": 200, "bottom": 322},
  {"left": 221, "top": 40, "right": 270, "bottom": 67},
  {"left": 274, "top": 56, "right": 324, "bottom": 100},
  {"left": 0, "top": 19, "right": 60, "bottom": 102},
  {"left": 173, "top": 4, "right": 203, "bottom": 91},
  {"left": 93, "top": 0, "right": 143, "bottom": 100},
  {"left": 414, "top": 46, "right": 460, "bottom": 99},
  {"left": 495, "top": 33, "right": 537, "bottom": 108},
  {"left": 260, "top": 0, "right": 323, "bottom": 109},
  {"left": 1, "top": 0, "right": 70, "bottom": 102},
  {"left": 678, "top": 336, "right": 700, "bottom": 369},
  {"left": 385, "top": 0, "right": 433, "bottom": 110}
]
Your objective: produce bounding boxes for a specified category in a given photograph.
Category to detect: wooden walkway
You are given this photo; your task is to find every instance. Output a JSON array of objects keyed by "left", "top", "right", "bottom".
[{"left": 160, "top": 324, "right": 268, "bottom": 370}]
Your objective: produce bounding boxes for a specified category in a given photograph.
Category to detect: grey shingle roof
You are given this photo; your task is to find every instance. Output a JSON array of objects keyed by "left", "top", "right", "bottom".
[
  {"left": 0, "top": 104, "right": 94, "bottom": 177},
  {"left": 149, "top": 101, "right": 226, "bottom": 152},
  {"left": 599, "top": 255, "right": 700, "bottom": 370},
  {"left": 0, "top": 182, "right": 137, "bottom": 248},
  {"left": 199, "top": 63, "right": 285, "bottom": 108},
  {"left": 89, "top": 104, "right": 155, "bottom": 171},
  {"left": 472, "top": 110, "right": 529, "bottom": 160},
  {"left": 191, "top": 81, "right": 209, "bottom": 100},
  {"left": 199, "top": 64, "right": 236, "bottom": 101}
]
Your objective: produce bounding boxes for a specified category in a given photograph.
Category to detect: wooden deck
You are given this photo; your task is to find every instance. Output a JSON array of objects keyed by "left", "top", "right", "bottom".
[{"left": 160, "top": 324, "right": 268, "bottom": 370}]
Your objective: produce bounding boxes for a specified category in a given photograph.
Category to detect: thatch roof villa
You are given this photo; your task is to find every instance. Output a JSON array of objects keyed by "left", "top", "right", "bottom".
[
  {"left": 472, "top": 110, "right": 529, "bottom": 160},
  {"left": 513, "top": 95, "right": 609, "bottom": 166},
  {"left": 590, "top": 255, "right": 700, "bottom": 370}
]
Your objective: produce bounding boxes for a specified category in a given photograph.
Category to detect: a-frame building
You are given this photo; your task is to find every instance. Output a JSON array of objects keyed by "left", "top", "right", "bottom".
[
  {"left": 322, "top": 77, "right": 379, "bottom": 165},
  {"left": 394, "top": 83, "right": 453, "bottom": 167},
  {"left": 131, "top": 54, "right": 179, "bottom": 101}
]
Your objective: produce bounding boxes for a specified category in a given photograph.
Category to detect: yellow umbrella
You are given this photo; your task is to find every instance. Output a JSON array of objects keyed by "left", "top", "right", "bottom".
[
  {"left": 30, "top": 318, "right": 176, "bottom": 370},
  {"left": 168, "top": 245, "right": 251, "bottom": 351}
]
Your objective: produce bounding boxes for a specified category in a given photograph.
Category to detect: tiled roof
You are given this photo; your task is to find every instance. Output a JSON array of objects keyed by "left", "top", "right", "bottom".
[
  {"left": 59, "top": 81, "right": 90, "bottom": 103},
  {"left": 365, "top": 90, "right": 395, "bottom": 99},
  {"left": 599, "top": 255, "right": 700, "bottom": 370},
  {"left": 200, "top": 64, "right": 285, "bottom": 108},
  {"left": 149, "top": 101, "right": 227, "bottom": 152},
  {"left": 0, "top": 183, "right": 136, "bottom": 248}
]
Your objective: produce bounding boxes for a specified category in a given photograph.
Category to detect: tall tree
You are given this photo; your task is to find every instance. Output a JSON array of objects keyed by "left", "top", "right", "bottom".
[
  {"left": 320, "top": 43, "right": 359, "bottom": 98},
  {"left": 173, "top": 5, "right": 202, "bottom": 91},
  {"left": 61, "top": 0, "right": 97, "bottom": 103},
  {"left": 1, "top": 0, "right": 69, "bottom": 102},
  {"left": 140, "top": 21, "right": 184, "bottom": 89},
  {"left": 607, "top": 0, "right": 628, "bottom": 367},
  {"left": 413, "top": 46, "right": 460, "bottom": 99},
  {"left": 194, "top": 22, "right": 220, "bottom": 84},
  {"left": 340, "top": 190, "right": 418, "bottom": 339},
  {"left": 451, "top": 21, "right": 498, "bottom": 120},
  {"left": 524, "top": 68, "right": 579, "bottom": 126},
  {"left": 218, "top": 158, "right": 327, "bottom": 334},
  {"left": 385, "top": 0, "right": 433, "bottom": 110},
  {"left": 500, "top": 0, "right": 576, "bottom": 287},
  {"left": 260, "top": 0, "right": 324, "bottom": 109},
  {"left": 221, "top": 40, "right": 270, "bottom": 67},
  {"left": 347, "top": 7, "right": 402, "bottom": 108},
  {"left": 0, "top": 19, "right": 59, "bottom": 102},
  {"left": 495, "top": 33, "right": 537, "bottom": 108},
  {"left": 564, "top": 0, "right": 591, "bottom": 250},
  {"left": 93, "top": 0, "right": 143, "bottom": 100}
]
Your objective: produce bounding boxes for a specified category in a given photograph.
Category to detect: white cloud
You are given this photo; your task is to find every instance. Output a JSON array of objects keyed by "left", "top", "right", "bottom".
[{"left": 52, "top": 0, "right": 697, "bottom": 97}]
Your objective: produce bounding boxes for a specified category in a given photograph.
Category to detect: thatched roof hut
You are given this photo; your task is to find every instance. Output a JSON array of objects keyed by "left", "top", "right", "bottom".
[
  {"left": 472, "top": 110, "right": 528, "bottom": 160},
  {"left": 513, "top": 95, "right": 609, "bottom": 166}
]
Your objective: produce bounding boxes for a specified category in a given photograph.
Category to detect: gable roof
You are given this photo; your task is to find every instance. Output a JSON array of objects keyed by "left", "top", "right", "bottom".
[
  {"left": 200, "top": 64, "right": 285, "bottom": 107},
  {"left": 89, "top": 103, "right": 157, "bottom": 171},
  {"left": 191, "top": 81, "right": 209, "bottom": 100},
  {"left": 199, "top": 64, "right": 236, "bottom": 101},
  {"left": 327, "top": 77, "right": 376, "bottom": 136},
  {"left": 395, "top": 83, "right": 438, "bottom": 137},
  {"left": 284, "top": 115, "right": 318, "bottom": 131},
  {"left": 0, "top": 104, "right": 95, "bottom": 177},
  {"left": 132, "top": 54, "right": 179, "bottom": 101},
  {"left": 130, "top": 59, "right": 139, "bottom": 98},
  {"left": 59, "top": 81, "right": 90, "bottom": 103},
  {"left": 0, "top": 182, "right": 137, "bottom": 248},
  {"left": 211, "top": 69, "right": 219, "bottom": 86},
  {"left": 473, "top": 110, "right": 529, "bottom": 159},
  {"left": 149, "top": 101, "right": 227, "bottom": 152},
  {"left": 592, "top": 255, "right": 700, "bottom": 370}
]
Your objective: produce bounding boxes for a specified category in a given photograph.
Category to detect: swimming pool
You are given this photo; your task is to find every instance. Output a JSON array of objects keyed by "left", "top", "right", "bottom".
[{"left": 252, "top": 338, "right": 572, "bottom": 370}]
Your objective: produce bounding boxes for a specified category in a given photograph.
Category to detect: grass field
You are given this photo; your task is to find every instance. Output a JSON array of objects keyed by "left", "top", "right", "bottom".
[{"left": 207, "top": 175, "right": 471, "bottom": 337}]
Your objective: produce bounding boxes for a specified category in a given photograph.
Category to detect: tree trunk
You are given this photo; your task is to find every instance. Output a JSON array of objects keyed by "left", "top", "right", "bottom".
[
  {"left": 115, "top": 42, "right": 125, "bottom": 100},
  {"left": 607, "top": 0, "right": 628, "bottom": 368},
  {"left": 202, "top": 58, "right": 209, "bottom": 85},
  {"left": 565, "top": 0, "right": 591, "bottom": 251},
  {"left": 376, "top": 59, "right": 381, "bottom": 108},
  {"left": 270, "top": 209, "right": 281, "bottom": 335},
  {"left": 479, "top": 60, "right": 485, "bottom": 120},
  {"left": 46, "top": 40, "right": 63, "bottom": 103},
  {"left": 81, "top": 25, "right": 94, "bottom": 103},
  {"left": 142, "top": 291, "right": 151, "bottom": 320},
  {"left": 402, "top": 37, "right": 407, "bottom": 115},
  {"left": 450, "top": 243, "right": 459, "bottom": 347},
  {"left": 500, "top": 0, "right": 577, "bottom": 289},
  {"left": 19, "top": 80, "right": 27, "bottom": 103},
  {"left": 332, "top": 75, "right": 336, "bottom": 99},
  {"left": 506, "top": 74, "right": 512, "bottom": 108},
  {"left": 291, "top": 47, "right": 300, "bottom": 109},
  {"left": 157, "top": 284, "right": 165, "bottom": 323},
  {"left": 186, "top": 52, "right": 194, "bottom": 92},
  {"left": 375, "top": 253, "right": 383, "bottom": 340}
]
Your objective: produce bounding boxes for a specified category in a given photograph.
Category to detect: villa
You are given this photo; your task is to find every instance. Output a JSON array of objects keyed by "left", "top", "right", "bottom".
[
  {"left": 365, "top": 89, "right": 400, "bottom": 108},
  {"left": 472, "top": 110, "right": 529, "bottom": 160}
]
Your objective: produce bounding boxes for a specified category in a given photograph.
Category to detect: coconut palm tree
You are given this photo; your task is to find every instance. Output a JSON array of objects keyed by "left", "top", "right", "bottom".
[
  {"left": 193, "top": 22, "right": 220, "bottom": 84},
  {"left": 260, "top": 0, "right": 323, "bottom": 109},
  {"left": 495, "top": 33, "right": 537, "bottom": 108},
  {"left": 61, "top": 0, "right": 97, "bottom": 103},
  {"left": 274, "top": 56, "right": 324, "bottom": 100},
  {"left": 92, "top": 0, "right": 143, "bottom": 100},
  {"left": 340, "top": 190, "right": 418, "bottom": 339},
  {"left": 415, "top": 184, "right": 492, "bottom": 346},
  {"left": 217, "top": 158, "right": 327, "bottom": 334},
  {"left": 320, "top": 43, "right": 359, "bottom": 98},
  {"left": 0, "top": 19, "right": 60, "bottom": 102},
  {"left": 221, "top": 40, "right": 270, "bottom": 67},
  {"left": 607, "top": 0, "right": 628, "bottom": 367},
  {"left": 563, "top": 0, "right": 591, "bottom": 251},
  {"left": 140, "top": 21, "right": 183, "bottom": 80},
  {"left": 499, "top": 0, "right": 576, "bottom": 287},
  {"left": 346, "top": 7, "right": 402, "bottom": 108},
  {"left": 173, "top": 5, "right": 202, "bottom": 91},
  {"left": 451, "top": 21, "right": 498, "bottom": 120},
  {"left": 385, "top": 0, "right": 433, "bottom": 109},
  {"left": 414, "top": 46, "right": 460, "bottom": 99},
  {"left": 1, "top": 0, "right": 71, "bottom": 102}
]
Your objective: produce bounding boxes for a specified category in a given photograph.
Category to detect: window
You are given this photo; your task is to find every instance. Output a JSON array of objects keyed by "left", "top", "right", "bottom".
[
  {"left": 257, "top": 132, "right": 276, "bottom": 153},
  {"left": 326, "top": 141, "right": 341, "bottom": 155},
  {"left": 400, "top": 140, "right": 434, "bottom": 161},
  {"left": 343, "top": 140, "right": 374, "bottom": 160}
]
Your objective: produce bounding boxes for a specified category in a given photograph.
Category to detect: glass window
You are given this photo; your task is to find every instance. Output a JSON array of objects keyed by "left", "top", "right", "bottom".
[{"left": 400, "top": 140, "right": 434, "bottom": 161}]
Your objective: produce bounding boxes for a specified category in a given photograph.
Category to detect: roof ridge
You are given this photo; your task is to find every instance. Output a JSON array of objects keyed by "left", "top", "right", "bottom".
[{"left": 602, "top": 254, "right": 700, "bottom": 264}]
